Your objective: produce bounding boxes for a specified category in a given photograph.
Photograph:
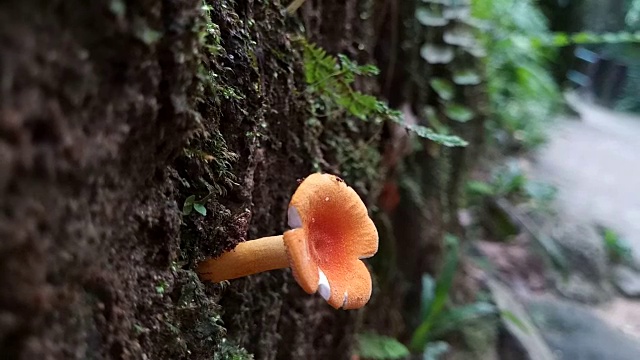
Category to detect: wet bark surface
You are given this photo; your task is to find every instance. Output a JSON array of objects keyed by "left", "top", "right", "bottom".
[{"left": 0, "top": 0, "right": 384, "bottom": 359}]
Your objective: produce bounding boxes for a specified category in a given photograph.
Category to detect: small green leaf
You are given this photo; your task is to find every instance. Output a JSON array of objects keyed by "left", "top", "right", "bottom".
[
  {"left": 411, "top": 235, "right": 460, "bottom": 351},
  {"left": 134, "top": 21, "right": 163, "bottom": 45},
  {"left": 415, "top": 7, "right": 449, "bottom": 27},
  {"left": 193, "top": 203, "right": 207, "bottom": 216},
  {"left": 133, "top": 324, "right": 148, "bottom": 335},
  {"left": 445, "top": 104, "right": 475, "bottom": 122},
  {"left": 603, "top": 228, "right": 633, "bottom": 263},
  {"left": 183, "top": 195, "right": 196, "bottom": 215},
  {"left": 462, "top": 45, "right": 486, "bottom": 58},
  {"left": 356, "top": 333, "right": 410, "bottom": 360},
  {"left": 337, "top": 92, "right": 379, "bottom": 119},
  {"left": 466, "top": 180, "right": 495, "bottom": 197},
  {"left": 420, "top": 44, "right": 455, "bottom": 64},
  {"left": 443, "top": 6, "right": 471, "bottom": 20},
  {"left": 443, "top": 27, "right": 476, "bottom": 48},
  {"left": 430, "top": 302, "right": 498, "bottom": 338},
  {"left": 402, "top": 122, "right": 468, "bottom": 147},
  {"left": 492, "top": 163, "right": 527, "bottom": 195},
  {"left": 551, "top": 33, "right": 570, "bottom": 46},
  {"left": 500, "top": 311, "right": 531, "bottom": 334},
  {"left": 429, "top": 78, "right": 455, "bottom": 101},
  {"left": 571, "top": 32, "right": 599, "bottom": 44},
  {"left": 420, "top": 275, "right": 436, "bottom": 319},
  {"left": 357, "top": 64, "right": 381, "bottom": 76},
  {"left": 155, "top": 280, "right": 168, "bottom": 294},
  {"left": 453, "top": 70, "right": 482, "bottom": 85},
  {"left": 109, "top": 0, "right": 126, "bottom": 18}
]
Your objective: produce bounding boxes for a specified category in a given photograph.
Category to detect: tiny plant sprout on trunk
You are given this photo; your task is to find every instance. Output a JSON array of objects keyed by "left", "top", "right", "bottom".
[{"left": 197, "top": 173, "right": 379, "bottom": 309}]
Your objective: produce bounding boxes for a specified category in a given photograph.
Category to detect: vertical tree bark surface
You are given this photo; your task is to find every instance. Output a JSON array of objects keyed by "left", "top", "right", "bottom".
[{"left": 0, "top": 0, "right": 386, "bottom": 359}]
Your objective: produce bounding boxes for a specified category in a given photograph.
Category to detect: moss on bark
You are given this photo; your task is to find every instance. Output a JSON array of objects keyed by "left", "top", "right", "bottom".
[{"left": 0, "top": 0, "right": 387, "bottom": 359}]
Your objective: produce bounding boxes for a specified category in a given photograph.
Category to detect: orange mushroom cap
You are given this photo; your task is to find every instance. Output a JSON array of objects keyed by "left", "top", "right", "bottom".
[{"left": 283, "top": 173, "right": 379, "bottom": 309}]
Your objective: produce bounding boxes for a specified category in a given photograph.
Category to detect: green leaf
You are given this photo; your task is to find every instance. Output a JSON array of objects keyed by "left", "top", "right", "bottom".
[
  {"left": 415, "top": 7, "right": 449, "bottom": 27},
  {"left": 570, "top": 32, "right": 599, "bottom": 44},
  {"left": 303, "top": 41, "right": 400, "bottom": 125},
  {"left": 303, "top": 42, "right": 339, "bottom": 86},
  {"left": 500, "top": 311, "right": 531, "bottom": 334},
  {"left": 443, "top": 6, "right": 471, "bottom": 20},
  {"left": 386, "top": 109, "right": 466, "bottom": 147},
  {"left": 429, "top": 78, "right": 455, "bottom": 101},
  {"left": 443, "top": 27, "right": 476, "bottom": 48},
  {"left": 411, "top": 235, "right": 460, "bottom": 351},
  {"left": 429, "top": 302, "right": 498, "bottom": 338},
  {"left": 466, "top": 180, "right": 495, "bottom": 197},
  {"left": 551, "top": 33, "right": 570, "bottom": 47},
  {"left": 134, "top": 22, "right": 162, "bottom": 45},
  {"left": 355, "top": 333, "right": 410, "bottom": 360},
  {"left": 420, "top": 44, "right": 455, "bottom": 64},
  {"left": 453, "top": 70, "right": 482, "bottom": 85},
  {"left": 493, "top": 162, "right": 526, "bottom": 195},
  {"left": 338, "top": 54, "right": 380, "bottom": 78},
  {"left": 603, "top": 228, "right": 632, "bottom": 263},
  {"left": 109, "top": 0, "right": 126, "bottom": 17},
  {"left": 183, "top": 195, "right": 196, "bottom": 215},
  {"left": 356, "top": 64, "right": 381, "bottom": 76},
  {"left": 444, "top": 104, "right": 475, "bottom": 122},
  {"left": 462, "top": 45, "right": 486, "bottom": 58},
  {"left": 421, "top": 0, "right": 457, "bottom": 5},
  {"left": 337, "top": 92, "right": 379, "bottom": 119},
  {"left": 193, "top": 203, "right": 207, "bottom": 216},
  {"left": 403, "top": 123, "right": 468, "bottom": 147},
  {"left": 420, "top": 275, "right": 436, "bottom": 319},
  {"left": 155, "top": 280, "right": 168, "bottom": 294}
]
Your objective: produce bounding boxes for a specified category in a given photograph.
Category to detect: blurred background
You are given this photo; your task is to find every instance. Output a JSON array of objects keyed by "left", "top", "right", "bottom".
[{"left": 1, "top": 0, "right": 639, "bottom": 359}]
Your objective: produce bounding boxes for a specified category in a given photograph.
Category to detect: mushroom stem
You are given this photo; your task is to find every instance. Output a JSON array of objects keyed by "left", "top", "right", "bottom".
[{"left": 197, "top": 235, "right": 289, "bottom": 282}]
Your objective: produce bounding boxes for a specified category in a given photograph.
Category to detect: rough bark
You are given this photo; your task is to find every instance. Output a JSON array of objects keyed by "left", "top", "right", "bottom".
[{"left": 0, "top": 0, "right": 385, "bottom": 359}]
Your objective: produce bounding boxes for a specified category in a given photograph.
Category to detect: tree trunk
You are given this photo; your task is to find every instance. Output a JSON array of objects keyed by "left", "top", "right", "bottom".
[{"left": 0, "top": 0, "right": 385, "bottom": 359}]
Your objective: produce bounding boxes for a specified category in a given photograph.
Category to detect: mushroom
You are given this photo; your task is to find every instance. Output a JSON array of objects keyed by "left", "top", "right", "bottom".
[{"left": 197, "top": 173, "right": 379, "bottom": 309}]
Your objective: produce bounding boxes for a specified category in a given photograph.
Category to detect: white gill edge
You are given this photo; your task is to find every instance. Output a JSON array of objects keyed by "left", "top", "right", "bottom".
[
  {"left": 287, "top": 206, "right": 302, "bottom": 229},
  {"left": 318, "top": 269, "right": 331, "bottom": 301}
]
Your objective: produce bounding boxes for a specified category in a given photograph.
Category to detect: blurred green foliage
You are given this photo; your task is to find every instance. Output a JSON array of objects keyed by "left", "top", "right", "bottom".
[
  {"left": 410, "top": 235, "right": 499, "bottom": 354},
  {"left": 355, "top": 333, "right": 410, "bottom": 360},
  {"left": 466, "top": 162, "right": 556, "bottom": 207},
  {"left": 603, "top": 228, "right": 633, "bottom": 264},
  {"left": 472, "top": 0, "right": 561, "bottom": 151},
  {"left": 302, "top": 42, "right": 468, "bottom": 147}
]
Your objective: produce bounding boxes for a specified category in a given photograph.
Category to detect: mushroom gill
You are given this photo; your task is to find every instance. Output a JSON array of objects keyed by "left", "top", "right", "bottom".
[{"left": 283, "top": 173, "right": 378, "bottom": 309}]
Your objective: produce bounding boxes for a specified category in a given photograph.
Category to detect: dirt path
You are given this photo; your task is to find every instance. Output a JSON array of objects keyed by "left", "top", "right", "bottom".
[
  {"left": 530, "top": 93, "right": 640, "bottom": 341},
  {"left": 532, "top": 93, "right": 640, "bottom": 263}
]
